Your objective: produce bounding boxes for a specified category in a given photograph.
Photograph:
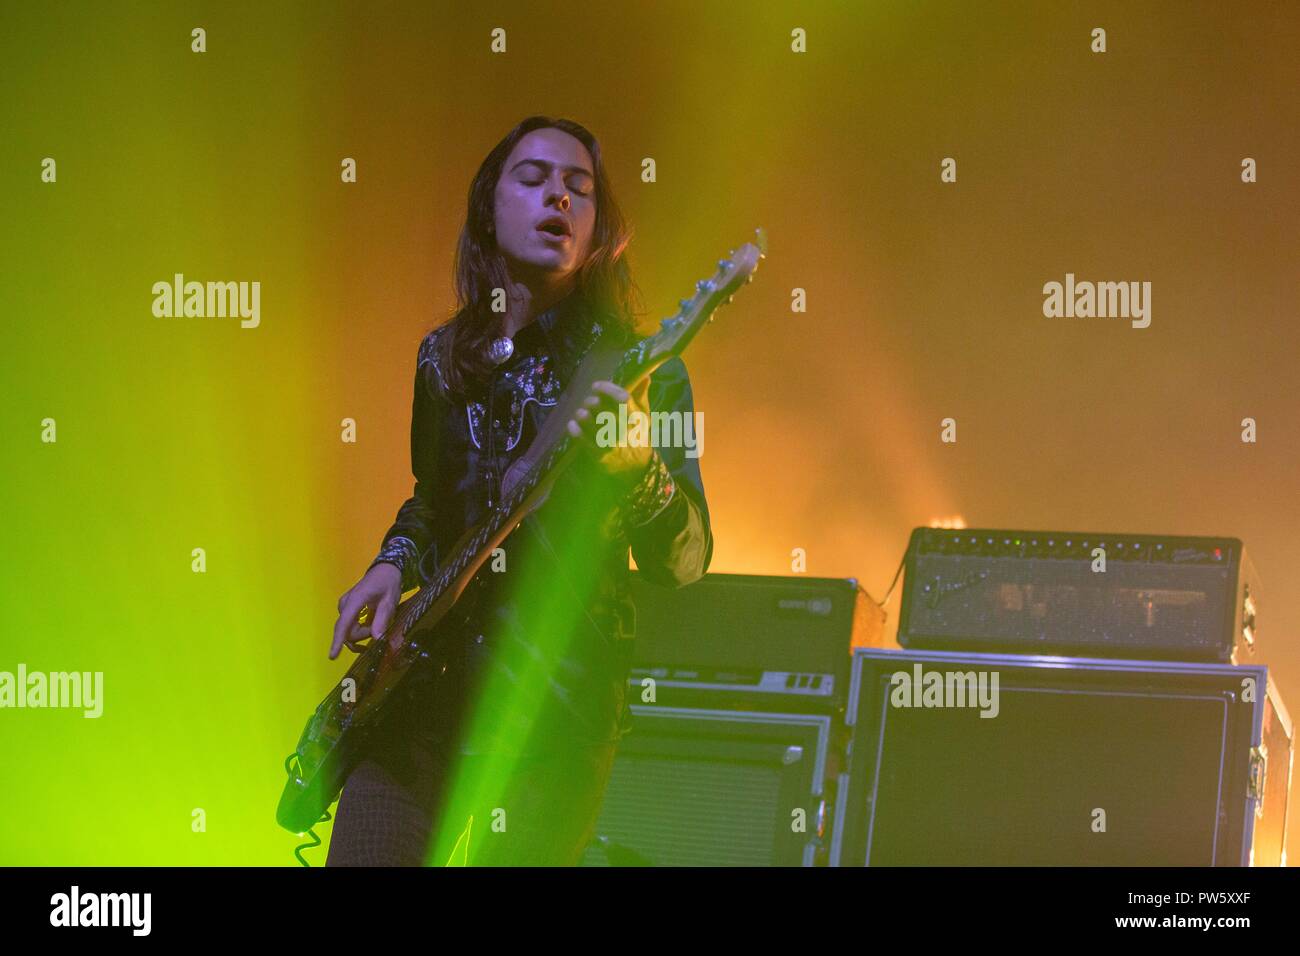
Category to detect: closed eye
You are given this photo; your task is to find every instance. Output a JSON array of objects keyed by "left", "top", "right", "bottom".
[{"left": 519, "top": 177, "right": 591, "bottom": 195}]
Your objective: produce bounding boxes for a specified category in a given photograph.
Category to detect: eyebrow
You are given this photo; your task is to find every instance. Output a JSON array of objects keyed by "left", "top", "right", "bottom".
[{"left": 509, "top": 158, "right": 594, "bottom": 178}]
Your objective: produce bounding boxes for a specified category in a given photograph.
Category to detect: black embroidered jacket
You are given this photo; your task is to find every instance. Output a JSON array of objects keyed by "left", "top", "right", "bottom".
[{"left": 369, "top": 294, "right": 713, "bottom": 756}]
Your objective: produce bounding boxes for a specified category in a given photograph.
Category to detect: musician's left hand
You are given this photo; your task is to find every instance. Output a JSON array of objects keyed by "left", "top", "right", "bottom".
[{"left": 567, "top": 379, "right": 654, "bottom": 478}]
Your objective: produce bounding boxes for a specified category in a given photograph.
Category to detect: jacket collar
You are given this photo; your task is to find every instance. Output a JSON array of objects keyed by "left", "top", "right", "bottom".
[
  {"left": 520, "top": 293, "right": 606, "bottom": 374},
  {"left": 536, "top": 293, "right": 603, "bottom": 344}
]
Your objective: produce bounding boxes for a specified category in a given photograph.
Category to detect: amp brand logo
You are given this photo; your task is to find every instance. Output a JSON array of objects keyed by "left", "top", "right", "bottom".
[{"left": 49, "top": 886, "right": 151, "bottom": 936}]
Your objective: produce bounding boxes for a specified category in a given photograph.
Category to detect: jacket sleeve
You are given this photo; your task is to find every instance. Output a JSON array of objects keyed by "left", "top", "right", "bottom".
[
  {"left": 368, "top": 332, "right": 446, "bottom": 592},
  {"left": 622, "top": 356, "right": 713, "bottom": 588}
]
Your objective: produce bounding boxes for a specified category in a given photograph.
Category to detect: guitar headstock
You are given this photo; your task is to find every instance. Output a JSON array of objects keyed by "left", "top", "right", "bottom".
[{"left": 620, "top": 227, "right": 766, "bottom": 382}]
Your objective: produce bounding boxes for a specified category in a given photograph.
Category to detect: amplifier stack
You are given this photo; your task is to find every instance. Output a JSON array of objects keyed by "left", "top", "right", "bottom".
[{"left": 582, "top": 528, "right": 1291, "bottom": 867}]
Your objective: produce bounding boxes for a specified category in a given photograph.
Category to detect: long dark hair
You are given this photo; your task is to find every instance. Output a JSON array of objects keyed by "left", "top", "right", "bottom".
[{"left": 433, "top": 115, "right": 641, "bottom": 396}]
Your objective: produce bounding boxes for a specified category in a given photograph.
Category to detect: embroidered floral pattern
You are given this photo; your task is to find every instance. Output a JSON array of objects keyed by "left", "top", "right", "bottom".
[
  {"left": 465, "top": 354, "right": 563, "bottom": 451},
  {"left": 417, "top": 327, "right": 448, "bottom": 393},
  {"left": 624, "top": 451, "right": 677, "bottom": 528}
]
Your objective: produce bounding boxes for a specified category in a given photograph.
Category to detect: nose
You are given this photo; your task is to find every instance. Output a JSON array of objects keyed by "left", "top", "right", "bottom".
[{"left": 545, "top": 173, "right": 571, "bottom": 211}]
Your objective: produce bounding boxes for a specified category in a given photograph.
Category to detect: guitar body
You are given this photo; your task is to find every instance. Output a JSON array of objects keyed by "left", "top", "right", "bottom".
[
  {"left": 278, "top": 229, "right": 766, "bottom": 835},
  {"left": 276, "top": 592, "right": 468, "bottom": 835}
]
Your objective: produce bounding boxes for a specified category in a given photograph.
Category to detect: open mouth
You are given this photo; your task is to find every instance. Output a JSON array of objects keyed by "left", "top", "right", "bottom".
[{"left": 536, "top": 218, "right": 572, "bottom": 240}]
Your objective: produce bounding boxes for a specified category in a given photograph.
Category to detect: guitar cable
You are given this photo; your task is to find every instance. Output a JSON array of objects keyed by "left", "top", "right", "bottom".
[
  {"left": 283, "top": 751, "right": 334, "bottom": 867},
  {"left": 291, "top": 809, "right": 331, "bottom": 867},
  {"left": 877, "top": 550, "right": 906, "bottom": 609}
]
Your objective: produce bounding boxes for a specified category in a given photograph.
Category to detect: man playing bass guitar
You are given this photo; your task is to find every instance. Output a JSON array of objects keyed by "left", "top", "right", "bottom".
[{"left": 325, "top": 116, "right": 713, "bottom": 866}]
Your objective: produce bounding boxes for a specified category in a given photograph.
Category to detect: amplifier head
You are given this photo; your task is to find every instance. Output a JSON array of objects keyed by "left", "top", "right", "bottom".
[{"left": 898, "top": 527, "right": 1258, "bottom": 662}]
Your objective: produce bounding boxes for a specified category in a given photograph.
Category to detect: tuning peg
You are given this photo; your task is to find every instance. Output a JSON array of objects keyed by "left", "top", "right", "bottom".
[
  {"left": 696, "top": 279, "right": 715, "bottom": 293},
  {"left": 718, "top": 259, "right": 732, "bottom": 271}
]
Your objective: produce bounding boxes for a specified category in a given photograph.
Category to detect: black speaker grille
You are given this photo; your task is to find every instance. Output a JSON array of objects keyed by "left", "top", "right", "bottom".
[
  {"left": 864, "top": 687, "right": 1228, "bottom": 865},
  {"left": 583, "top": 755, "right": 783, "bottom": 866}
]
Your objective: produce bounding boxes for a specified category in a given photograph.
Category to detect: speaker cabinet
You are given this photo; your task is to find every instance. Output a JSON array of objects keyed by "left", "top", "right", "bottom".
[
  {"left": 833, "top": 648, "right": 1290, "bottom": 866},
  {"left": 582, "top": 707, "right": 832, "bottom": 866}
]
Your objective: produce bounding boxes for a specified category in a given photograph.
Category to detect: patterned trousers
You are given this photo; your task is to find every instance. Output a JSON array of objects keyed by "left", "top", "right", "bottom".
[{"left": 325, "top": 679, "right": 619, "bottom": 866}]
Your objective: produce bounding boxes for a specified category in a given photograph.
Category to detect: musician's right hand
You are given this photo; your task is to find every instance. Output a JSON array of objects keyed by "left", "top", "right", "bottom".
[{"left": 330, "top": 563, "right": 403, "bottom": 660}]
